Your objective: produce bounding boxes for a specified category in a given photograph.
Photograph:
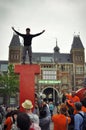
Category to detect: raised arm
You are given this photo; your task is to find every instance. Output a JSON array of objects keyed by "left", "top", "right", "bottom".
[
  {"left": 32, "top": 30, "right": 45, "bottom": 37},
  {"left": 12, "top": 27, "right": 23, "bottom": 36},
  {"left": 41, "top": 30, "right": 45, "bottom": 33}
]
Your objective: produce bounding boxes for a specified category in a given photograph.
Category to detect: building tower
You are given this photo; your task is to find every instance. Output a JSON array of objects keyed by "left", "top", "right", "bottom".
[
  {"left": 53, "top": 38, "right": 60, "bottom": 63},
  {"left": 70, "top": 34, "right": 85, "bottom": 89},
  {"left": 9, "top": 33, "right": 23, "bottom": 64}
]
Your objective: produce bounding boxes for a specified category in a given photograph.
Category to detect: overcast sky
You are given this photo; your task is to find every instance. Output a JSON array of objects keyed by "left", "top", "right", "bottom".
[{"left": 0, "top": 0, "right": 86, "bottom": 60}]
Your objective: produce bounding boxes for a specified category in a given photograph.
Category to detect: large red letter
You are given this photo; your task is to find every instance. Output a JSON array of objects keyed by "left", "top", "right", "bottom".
[{"left": 15, "top": 64, "right": 40, "bottom": 111}]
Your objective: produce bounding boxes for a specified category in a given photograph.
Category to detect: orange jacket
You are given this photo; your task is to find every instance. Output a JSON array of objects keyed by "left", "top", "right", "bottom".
[
  {"left": 66, "top": 94, "right": 72, "bottom": 100},
  {"left": 71, "top": 96, "right": 80, "bottom": 103},
  {"left": 66, "top": 94, "right": 80, "bottom": 103},
  {"left": 81, "top": 106, "right": 86, "bottom": 112},
  {"left": 4, "top": 117, "right": 12, "bottom": 130},
  {"left": 52, "top": 114, "right": 71, "bottom": 130}
]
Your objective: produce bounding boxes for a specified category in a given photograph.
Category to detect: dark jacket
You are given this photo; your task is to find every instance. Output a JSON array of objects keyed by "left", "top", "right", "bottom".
[
  {"left": 14, "top": 30, "right": 43, "bottom": 46},
  {"left": 39, "top": 116, "right": 51, "bottom": 130}
]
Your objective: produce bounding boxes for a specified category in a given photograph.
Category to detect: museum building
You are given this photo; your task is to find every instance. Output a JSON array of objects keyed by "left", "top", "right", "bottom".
[{"left": 0, "top": 32, "right": 86, "bottom": 104}]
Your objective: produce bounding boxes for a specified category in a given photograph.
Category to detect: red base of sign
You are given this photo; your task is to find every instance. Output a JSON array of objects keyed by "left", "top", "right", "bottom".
[{"left": 14, "top": 64, "right": 40, "bottom": 111}]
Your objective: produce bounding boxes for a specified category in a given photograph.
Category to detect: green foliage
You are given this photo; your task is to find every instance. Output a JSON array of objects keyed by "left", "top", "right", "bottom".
[{"left": 0, "top": 64, "right": 19, "bottom": 96}]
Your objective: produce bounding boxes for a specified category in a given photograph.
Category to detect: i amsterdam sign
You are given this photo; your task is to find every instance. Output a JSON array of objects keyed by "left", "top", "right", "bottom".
[{"left": 38, "top": 80, "right": 61, "bottom": 84}]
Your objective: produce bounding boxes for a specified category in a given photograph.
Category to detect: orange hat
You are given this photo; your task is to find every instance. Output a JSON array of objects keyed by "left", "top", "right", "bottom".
[{"left": 67, "top": 100, "right": 74, "bottom": 107}]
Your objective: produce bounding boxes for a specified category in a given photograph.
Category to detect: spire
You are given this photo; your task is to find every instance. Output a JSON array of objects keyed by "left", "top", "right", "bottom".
[
  {"left": 9, "top": 33, "right": 21, "bottom": 47},
  {"left": 56, "top": 38, "right": 57, "bottom": 46},
  {"left": 54, "top": 38, "right": 60, "bottom": 53},
  {"left": 71, "top": 34, "right": 84, "bottom": 50}
]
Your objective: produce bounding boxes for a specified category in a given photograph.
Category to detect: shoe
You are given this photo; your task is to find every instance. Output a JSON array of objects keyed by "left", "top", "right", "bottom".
[
  {"left": 21, "top": 62, "right": 25, "bottom": 65},
  {"left": 30, "top": 62, "right": 32, "bottom": 64}
]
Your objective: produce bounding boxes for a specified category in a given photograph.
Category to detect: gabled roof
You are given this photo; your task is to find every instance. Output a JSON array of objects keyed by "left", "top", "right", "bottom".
[
  {"left": 0, "top": 60, "right": 8, "bottom": 64},
  {"left": 71, "top": 35, "right": 84, "bottom": 50},
  {"left": 30, "top": 52, "right": 72, "bottom": 63},
  {"left": 9, "top": 34, "right": 21, "bottom": 46},
  {"left": 56, "top": 53, "right": 71, "bottom": 63}
]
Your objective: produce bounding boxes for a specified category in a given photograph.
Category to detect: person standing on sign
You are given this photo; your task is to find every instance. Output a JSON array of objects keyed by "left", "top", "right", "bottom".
[{"left": 12, "top": 27, "right": 45, "bottom": 64}]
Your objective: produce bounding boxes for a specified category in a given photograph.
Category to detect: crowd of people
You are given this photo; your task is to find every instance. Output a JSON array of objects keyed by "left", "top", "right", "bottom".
[
  {"left": 52, "top": 90, "right": 86, "bottom": 130},
  {"left": 0, "top": 99, "right": 51, "bottom": 130},
  {"left": 0, "top": 90, "right": 86, "bottom": 130}
]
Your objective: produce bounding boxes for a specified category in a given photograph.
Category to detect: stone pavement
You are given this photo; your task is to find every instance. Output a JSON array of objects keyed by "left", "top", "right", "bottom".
[
  {"left": 50, "top": 121, "right": 54, "bottom": 130},
  {"left": 50, "top": 106, "right": 57, "bottom": 130}
]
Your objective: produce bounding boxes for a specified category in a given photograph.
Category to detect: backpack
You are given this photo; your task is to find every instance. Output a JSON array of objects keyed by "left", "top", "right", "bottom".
[{"left": 78, "top": 112, "right": 86, "bottom": 130}]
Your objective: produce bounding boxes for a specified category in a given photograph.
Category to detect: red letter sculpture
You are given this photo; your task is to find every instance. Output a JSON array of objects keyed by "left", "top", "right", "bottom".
[{"left": 15, "top": 64, "right": 40, "bottom": 111}]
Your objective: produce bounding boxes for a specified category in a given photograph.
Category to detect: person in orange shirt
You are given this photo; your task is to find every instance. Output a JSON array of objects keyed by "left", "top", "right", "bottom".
[
  {"left": 66, "top": 91, "right": 80, "bottom": 103},
  {"left": 81, "top": 105, "right": 86, "bottom": 112},
  {"left": 81, "top": 90, "right": 86, "bottom": 112},
  {"left": 52, "top": 103, "right": 71, "bottom": 130},
  {"left": 66, "top": 91, "right": 80, "bottom": 115},
  {"left": 71, "top": 91, "right": 80, "bottom": 103},
  {"left": 66, "top": 93, "right": 72, "bottom": 100},
  {"left": 3, "top": 110, "right": 18, "bottom": 130}
]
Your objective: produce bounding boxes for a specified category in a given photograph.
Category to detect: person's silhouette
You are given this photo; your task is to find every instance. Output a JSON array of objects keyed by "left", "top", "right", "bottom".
[{"left": 12, "top": 27, "right": 45, "bottom": 64}]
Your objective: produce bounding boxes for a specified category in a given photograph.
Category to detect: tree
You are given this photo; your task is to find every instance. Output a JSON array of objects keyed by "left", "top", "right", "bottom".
[{"left": 0, "top": 64, "right": 19, "bottom": 105}]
